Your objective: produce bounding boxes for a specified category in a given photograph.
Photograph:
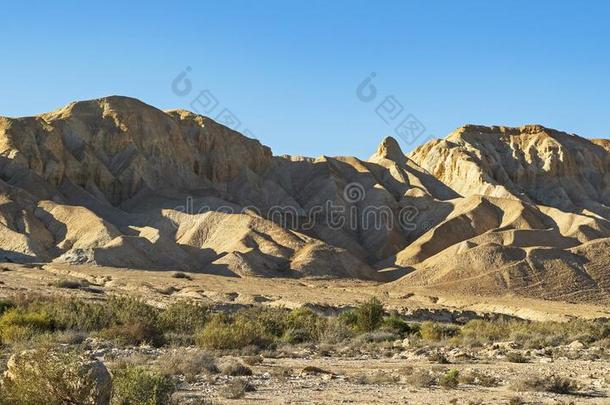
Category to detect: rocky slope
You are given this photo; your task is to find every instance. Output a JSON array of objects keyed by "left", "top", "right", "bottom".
[{"left": 0, "top": 97, "right": 608, "bottom": 302}]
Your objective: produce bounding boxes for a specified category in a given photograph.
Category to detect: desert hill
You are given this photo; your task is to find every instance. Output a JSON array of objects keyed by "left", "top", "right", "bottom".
[{"left": 0, "top": 96, "right": 608, "bottom": 303}]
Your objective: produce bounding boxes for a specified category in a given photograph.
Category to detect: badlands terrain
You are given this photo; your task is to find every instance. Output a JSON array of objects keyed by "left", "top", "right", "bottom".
[
  {"left": 0, "top": 96, "right": 608, "bottom": 404},
  {"left": 0, "top": 96, "right": 609, "bottom": 302}
]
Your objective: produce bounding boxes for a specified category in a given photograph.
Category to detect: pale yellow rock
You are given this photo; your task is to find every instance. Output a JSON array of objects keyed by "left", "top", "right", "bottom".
[{"left": 0, "top": 97, "right": 608, "bottom": 303}]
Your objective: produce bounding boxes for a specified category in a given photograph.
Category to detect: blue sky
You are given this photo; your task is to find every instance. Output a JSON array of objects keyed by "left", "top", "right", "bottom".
[{"left": 2, "top": 1, "right": 609, "bottom": 157}]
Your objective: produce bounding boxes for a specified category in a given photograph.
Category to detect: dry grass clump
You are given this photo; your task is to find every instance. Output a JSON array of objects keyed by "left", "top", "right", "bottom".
[
  {"left": 419, "top": 321, "right": 459, "bottom": 341},
  {"left": 220, "top": 361, "right": 253, "bottom": 376},
  {"left": 219, "top": 378, "right": 254, "bottom": 399},
  {"left": 506, "top": 351, "right": 528, "bottom": 363},
  {"left": 406, "top": 369, "right": 437, "bottom": 387},
  {"left": 241, "top": 355, "right": 263, "bottom": 366},
  {"left": 53, "top": 278, "right": 90, "bottom": 289},
  {"left": 162, "top": 351, "right": 218, "bottom": 382},
  {"left": 461, "top": 318, "right": 610, "bottom": 348},
  {"left": 511, "top": 374, "right": 579, "bottom": 394},
  {"left": 458, "top": 370, "right": 500, "bottom": 387}
]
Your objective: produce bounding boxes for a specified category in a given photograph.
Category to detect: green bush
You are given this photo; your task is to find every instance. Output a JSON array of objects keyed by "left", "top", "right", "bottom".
[
  {"left": 38, "top": 298, "right": 113, "bottom": 332},
  {"left": 236, "top": 307, "right": 288, "bottom": 338},
  {"left": 0, "top": 308, "right": 54, "bottom": 343},
  {"left": 439, "top": 369, "right": 460, "bottom": 389},
  {"left": 196, "top": 316, "right": 272, "bottom": 350},
  {"left": 99, "top": 322, "right": 164, "bottom": 347},
  {"left": 107, "top": 296, "right": 160, "bottom": 327},
  {"left": 337, "top": 309, "right": 358, "bottom": 327},
  {"left": 279, "top": 307, "right": 326, "bottom": 343},
  {"left": 1, "top": 348, "right": 111, "bottom": 405},
  {"left": 419, "top": 321, "right": 459, "bottom": 341},
  {"left": 353, "top": 298, "right": 384, "bottom": 332},
  {"left": 111, "top": 365, "right": 175, "bottom": 405},
  {"left": 381, "top": 314, "right": 412, "bottom": 336},
  {"left": 158, "top": 301, "right": 208, "bottom": 334}
]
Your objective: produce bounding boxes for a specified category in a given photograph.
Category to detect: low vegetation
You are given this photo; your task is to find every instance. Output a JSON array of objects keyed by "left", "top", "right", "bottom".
[
  {"left": 511, "top": 374, "right": 579, "bottom": 394},
  {"left": 0, "top": 293, "right": 605, "bottom": 401},
  {"left": 111, "top": 364, "right": 176, "bottom": 405},
  {"left": 0, "top": 294, "right": 607, "bottom": 351}
]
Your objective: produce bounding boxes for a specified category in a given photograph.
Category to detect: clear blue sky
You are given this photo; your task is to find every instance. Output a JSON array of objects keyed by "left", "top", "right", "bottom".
[{"left": 2, "top": 0, "right": 609, "bottom": 157}]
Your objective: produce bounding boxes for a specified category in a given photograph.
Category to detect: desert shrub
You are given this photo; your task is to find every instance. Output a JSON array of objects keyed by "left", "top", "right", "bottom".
[
  {"left": 107, "top": 296, "right": 160, "bottom": 326},
  {"left": 461, "top": 318, "right": 610, "bottom": 347},
  {"left": 99, "top": 322, "right": 164, "bottom": 347},
  {"left": 353, "top": 298, "right": 384, "bottom": 332},
  {"left": 543, "top": 376, "right": 579, "bottom": 394},
  {"left": 52, "top": 330, "right": 88, "bottom": 345},
  {"left": 0, "top": 299, "right": 14, "bottom": 314},
  {"left": 237, "top": 307, "right": 288, "bottom": 338},
  {"left": 158, "top": 301, "right": 208, "bottom": 334},
  {"left": 459, "top": 370, "right": 499, "bottom": 387},
  {"left": 0, "top": 308, "right": 54, "bottom": 343},
  {"left": 196, "top": 316, "right": 272, "bottom": 350},
  {"left": 241, "top": 355, "right": 263, "bottom": 366},
  {"left": 337, "top": 309, "right": 358, "bottom": 327},
  {"left": 171, "top": 271, "right": 192, "bottom": 280},
  {"left": 283, "top": 307, "right": 325, "bottom": 342},
  {"left": 406, "top": 369, "right": 436, "bottom": 387},
  {"left": 381, "top": 314, "right": 412, "bottom": 336},
  {"left": 506, "top": 352, "right": 528, "bottom": 363},
  {"left": 219, "top": 378, "right": 254, "bottom": 399},
  {"left": 220, "top": 362, "right": 252, "bottom": 376},
  {"left": 419, "top": 321, "right": 459, "bottom": 341},
  {"left": 282, "top": 328, "right": 311, "bottom": 344},
  {"left": 1, "top": 348, "right": 111, "bottom": 405},
  {"left": 161, "top": 351, "right": 218, "bottom": 382},
  {"left": 511, "top": 375, "right": 578, "bottom": 394},
  {"left": 319, "top": 317, "right": 354, "bottom": 344},
  {"left": 111, "top": 365, "right": 175, "bottom": 405},
  {"left": 88, "top": 296, "right": 164, "bottom": 347},
  {"left": 53, "top": 278, "right": 89, "bottom": 289},
  {"left": 460, "top": 319, "right": 512, "bottom": 341},
  {"left": 38, "top": 298, "right": 113, "bottom": 332},
  {"left": 439, "top": 369, "right": 460, "bottom": 389}
]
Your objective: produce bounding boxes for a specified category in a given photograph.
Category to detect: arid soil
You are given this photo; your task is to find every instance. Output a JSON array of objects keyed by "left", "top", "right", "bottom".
[
  {"left": 86, "top": 337, "right": 610, "bottom": 404},
  {"left": 1, "top": 263, "right": 609, "bottom": 404},
  {"left": 2, "top": 263, "right": 609, "bottom": 322}
]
